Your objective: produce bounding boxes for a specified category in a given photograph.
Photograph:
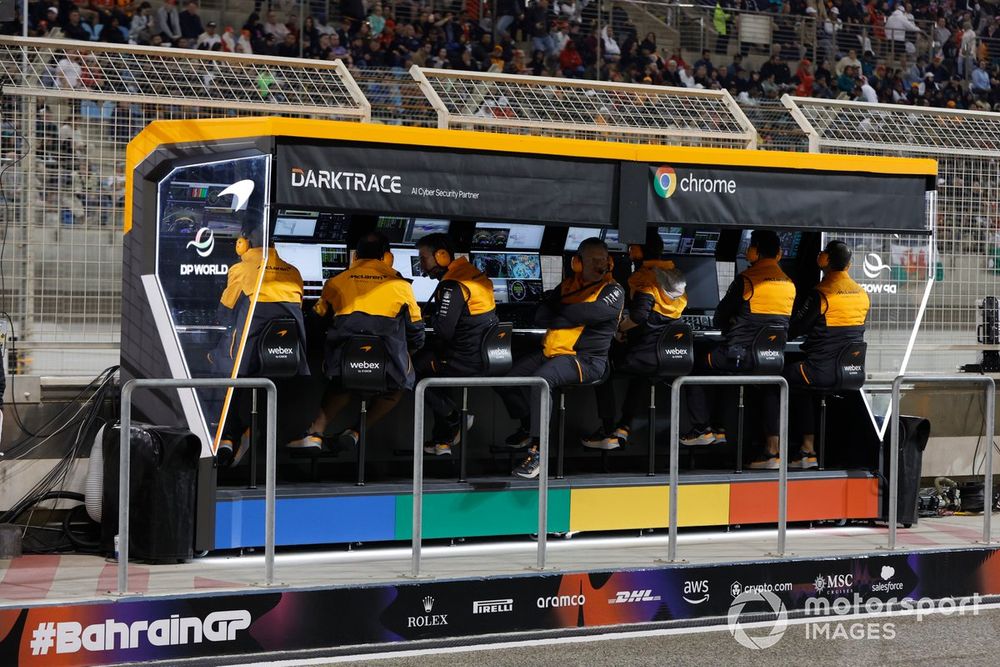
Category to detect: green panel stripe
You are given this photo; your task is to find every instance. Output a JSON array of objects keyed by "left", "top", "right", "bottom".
[{"left": 395, "top": 489, "right": 571, "bottom": 539}]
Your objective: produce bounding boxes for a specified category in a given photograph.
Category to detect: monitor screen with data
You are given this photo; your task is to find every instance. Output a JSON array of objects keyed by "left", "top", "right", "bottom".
[
  {"left": 471, "top": 251, "right": 543, "bottom": 304},
  {"left": 472, "top": 222, "right": 545, "bottom": 251},
  {"left": 274, "top": 242, "right": 349, "bottom": 296},
  {"left": 391, "top": 248, "right": 438, "bottom": 303}
]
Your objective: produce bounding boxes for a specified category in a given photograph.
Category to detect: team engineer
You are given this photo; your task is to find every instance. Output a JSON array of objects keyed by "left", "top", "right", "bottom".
[
  {"left": 289, "top": 232, "right": 425, "bottom": 451},
  {"left": 413, "top": 233, "right": 499, "bottom": 456},
  {"left": 785, "top": 240, "right": 870, "bottom": 468},
  {"left": 495, "top": 237, "right": 624, "bottom": 479},
  {"left": 683, "top": 230, "right": 795, "bottom": 469},
  {"left": 586, "top": 228, "right": 687, "bottom": 450},
  {"left": 216, "top": 226, "right": 309, "bottom": 467}
]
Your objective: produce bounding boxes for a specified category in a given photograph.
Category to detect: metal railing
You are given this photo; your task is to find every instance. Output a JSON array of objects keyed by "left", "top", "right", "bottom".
[
  {"left": 667, "top": 375, "right": 789, "bottom": 561},
  {"left": 119, "top": 377, "right": 277, "bottom": 594},
  {"left": 888, "top": 375, "right": 996, "bottom": 550},
  {"left": 411, "top": 376, "right": 552, "bottom": 577}
]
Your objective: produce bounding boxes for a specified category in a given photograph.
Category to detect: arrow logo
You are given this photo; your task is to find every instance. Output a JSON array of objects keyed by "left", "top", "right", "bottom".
[
  {"left": 219, "top": 179, "right": 255, "bottom": 212},
  {"left": 360, "top": 345, "right": 372, "bottom": 352},
  {"left": 674, "top": 332, "right": 685, "bottom": 340},
  {"left": 277, "top": 329, "right": 288, "bottom": 337}
]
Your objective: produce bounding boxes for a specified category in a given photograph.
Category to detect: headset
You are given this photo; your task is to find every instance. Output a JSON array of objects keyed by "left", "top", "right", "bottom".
[
  {"left": 235, "top": 235, "right": 251, "bottom": 256},
  {"left": 433, "top": 247, "right": 452, "bottom": 269},
  {"left": 628, "top": 244, "right": 643, "bottom": 263}
]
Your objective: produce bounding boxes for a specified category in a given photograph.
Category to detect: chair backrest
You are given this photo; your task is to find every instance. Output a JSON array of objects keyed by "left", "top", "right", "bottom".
[
  {"left": 655, "top": 322, "right": 694, "bottom": 377},
  {"left": 340, "top": 335, "right": 389, "bottom": 393},
  {"left": 481, "top": 321, "right": 514, "bottom": 376},
  {"left": 256, "top": 318, "right": 302, "bottom": 378},
  {"left": 835, "top": 341, "right": 867, "bottom": 391},
  {"left": 748, "top": 324, "right": 787, "bottom": 374}
]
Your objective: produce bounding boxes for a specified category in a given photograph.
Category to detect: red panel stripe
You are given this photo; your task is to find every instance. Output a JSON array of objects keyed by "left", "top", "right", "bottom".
[
  {"left": 96, "top": 562, "right": 150, "bottom": 595},
  {"left": 0, "top": 555, "right": 60, "bottom": 600}
]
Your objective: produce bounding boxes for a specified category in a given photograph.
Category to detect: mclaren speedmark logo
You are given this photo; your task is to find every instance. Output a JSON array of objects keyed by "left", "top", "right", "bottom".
[{"left": 219, "top": 179, "right": 255, "bottom": 212}]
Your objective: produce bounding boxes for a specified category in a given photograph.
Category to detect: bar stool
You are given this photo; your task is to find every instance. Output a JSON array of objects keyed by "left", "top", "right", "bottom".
[
  {"left": 245, "top": 317, "right": 304, "bottom": 487},
  {"left": 456, "top": 322, "right": 513, "bottom": 482},
  {"left": 732, "top": 325, "right": 787, "bottom": 473},
  {"left": 615, "top": 322, "right": 694, "bottom": 475},
  {"left": 552, "top": 362, "right": 612, "bottom": 479},
  {"left": 804, "top": 341, "right": 867, "bottom": 470},
  {"left": 339, "top": 335, "right": 389, "bottom": 487}
]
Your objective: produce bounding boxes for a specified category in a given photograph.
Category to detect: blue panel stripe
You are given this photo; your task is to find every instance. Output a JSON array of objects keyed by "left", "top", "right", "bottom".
[{"left": 215, "top": 495, "right": 396, "bottom": 549}]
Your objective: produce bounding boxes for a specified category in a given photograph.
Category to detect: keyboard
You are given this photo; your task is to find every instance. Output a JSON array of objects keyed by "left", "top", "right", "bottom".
[
  {"left": 682, "top": 314, "right": 715, "bottom": 332},
  {"left": 174, "top": 308, "right": 218, "bottom": 327}
]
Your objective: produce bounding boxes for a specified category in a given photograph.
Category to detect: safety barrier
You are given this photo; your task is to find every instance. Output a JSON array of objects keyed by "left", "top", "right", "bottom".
[
  {"left": 119, "top": 377, "right": 277, "bottom": 593},
  {"left": 888, "top": 375, "right": 996, "bottom": 549},
  {"left": 411, "top": 376, "right": 552, "bottom": 577},
  {"left": 667, "top": 375, "right": 790, "bottom": 561}
]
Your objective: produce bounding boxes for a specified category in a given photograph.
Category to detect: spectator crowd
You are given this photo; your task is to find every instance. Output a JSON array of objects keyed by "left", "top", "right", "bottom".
[{"left": 4, "top": 0, "right": 1000, "bottom": 111}]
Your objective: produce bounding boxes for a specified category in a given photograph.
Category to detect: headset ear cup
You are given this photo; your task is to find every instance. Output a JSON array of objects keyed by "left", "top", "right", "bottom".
[
  {"left": 817, "top": 251, "right": 829, "bottom": 269},
  {"left": 628, "top": 245, "right": 643, "bottom": 263},
  {"left": 235, "top": 237, "right": 250, "bottom": 256},
  {"left": 434, "top": 249, "right": 451, "bottom": 268},
  {"left": 746, "top": 246, "right": 758, "bottom": 264},
  {"left": 383, "top": 251, "right": 395, "bottom": 267},
  {"left": 608, "top": 255, "right": 614, "bottom": 272},
  {"left": 571, "top": 255, "right": 583, "bottom": 274}
]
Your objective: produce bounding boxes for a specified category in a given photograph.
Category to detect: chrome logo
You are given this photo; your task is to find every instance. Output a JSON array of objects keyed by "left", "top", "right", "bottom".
[{"left": 654, "top": 166, "right": 678, "bottom": 198}]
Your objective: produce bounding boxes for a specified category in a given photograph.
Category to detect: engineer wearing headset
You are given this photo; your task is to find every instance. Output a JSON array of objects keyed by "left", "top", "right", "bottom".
[
  {"left": 412, "top": 232, "right": 499, "bottom": 457},
  {"left": 288, "top": 232, "right": 425, "bottom": 452},
  {"left": 585, "top": 227, "right": 688, "bottom": 450},
  {"left": 784, "top": 240, "right": 869, "bottom": 469},
  {"left": 683, "top": 230, "right": 796, "bottom": 469},
  {"left": 494, "top": 237, "right": 624, "bottom": 479},
  {"left": 215, "top": 224, "right": 308, "bottom": 467}
]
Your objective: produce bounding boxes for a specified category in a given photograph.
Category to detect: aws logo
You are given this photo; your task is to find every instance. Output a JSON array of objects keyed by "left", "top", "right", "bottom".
[{"left": 653, "top": 166, "right": 677, "bottom": 198}]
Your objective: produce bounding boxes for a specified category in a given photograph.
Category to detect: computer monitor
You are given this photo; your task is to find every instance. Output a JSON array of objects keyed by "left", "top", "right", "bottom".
[
  {"left": 657, "top": 227, "right": 684, "bottom": 254},
  {"left": 404, "top": 218, "right": 450, "bottom": 243},
  {"left": 736, "top": 229, "right": 803, "bottom": 259},
  {"left": 471, "top": 251, "right": 544, "bottom": 305},
  {"left": 273, "top": 209, "right": 350, "bottom": 241},
  {"left": 391, "top": 247, "right": 438, "bottom": 303},
  {"left": 472, "top": 222, "right": 545, "bottom": 250},
  {"left": 563, "top": 226, "right": 627, "bottom": 252},
  {"left": 273, "top": 242, "right": 349, "bottom": 296},
  {"left": 671, "top": 255, "right": 720, "bottom": 313},
  {"left": 274, "top": 210, "right": 318, "bottom": 237},
  {"left": 376, "top": 216, "right": 410, "bottom": 244}
]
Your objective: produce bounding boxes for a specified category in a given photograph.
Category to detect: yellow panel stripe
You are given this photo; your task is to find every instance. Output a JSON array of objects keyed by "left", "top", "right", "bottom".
[
  {"left": 125, "top": 117, "right": 937, "bottom": 234},
  {"left": 569, "top": 484, "right": 730, "bottom": 531}
]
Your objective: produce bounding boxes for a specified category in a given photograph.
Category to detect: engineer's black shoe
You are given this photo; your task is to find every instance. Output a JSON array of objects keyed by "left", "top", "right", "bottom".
[
  {"left": 497, "top": 428, "right": 533, "bottom": 451},
  {"left": 581, "top": 428, "right": 620, "bottom": 450}
]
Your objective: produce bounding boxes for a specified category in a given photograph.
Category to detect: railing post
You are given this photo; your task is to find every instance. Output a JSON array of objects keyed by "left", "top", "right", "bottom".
[
  {"left": 668, "top": 375, "right": 789, "bottom": 562},
  {"left": 117, "top": 377, "right": 277, "bottom": 595},
  {"left": 410, "top": 376, "right": 551, "bottom": 577}
]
